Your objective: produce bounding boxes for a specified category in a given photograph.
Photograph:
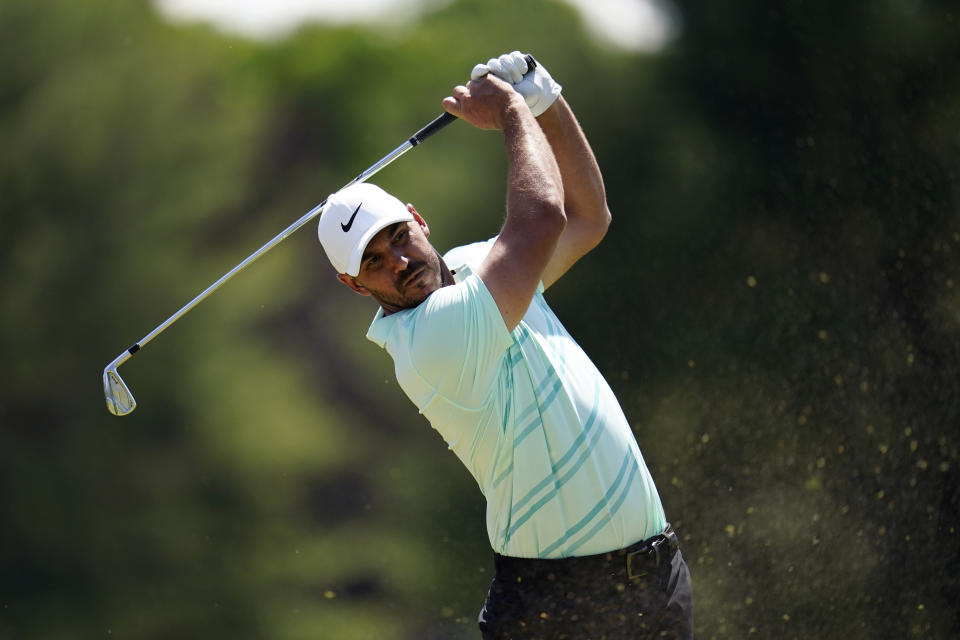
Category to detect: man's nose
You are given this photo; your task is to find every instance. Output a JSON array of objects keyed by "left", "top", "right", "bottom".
[{"left": 386, "top": 249, "right": 410, "bottom": 273}]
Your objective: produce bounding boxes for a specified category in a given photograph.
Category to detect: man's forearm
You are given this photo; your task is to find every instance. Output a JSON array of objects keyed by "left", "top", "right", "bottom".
[
  {"left": 459, "top": 55, "right": 610, "bottom": 291},
  {"left": 502, "top": 102, "right": 565, "bottom": 225},
  {"left": 472, "top": 92, "right": 566, "bottom": 330},
  {"left": 536, "top": 97, "right": 610, "bottom": 232}
]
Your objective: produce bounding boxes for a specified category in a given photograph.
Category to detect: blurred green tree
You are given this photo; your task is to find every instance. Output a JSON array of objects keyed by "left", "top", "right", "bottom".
[{"left": 1, "top": 0, "right": 958, "bottom": 638}]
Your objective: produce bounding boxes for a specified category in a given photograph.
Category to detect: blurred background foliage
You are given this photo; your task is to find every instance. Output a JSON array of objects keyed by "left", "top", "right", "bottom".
[{"left": 2, "top": 0, "right": 959, "bottom": 638}]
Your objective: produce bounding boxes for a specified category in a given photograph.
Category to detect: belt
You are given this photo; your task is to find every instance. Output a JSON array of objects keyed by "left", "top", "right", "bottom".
[
  {"left": 625, "top": 523, "right": 680, "bottom": 580},
  {"left": 493, "top": 523, "right": 680, "bottom": 583}
]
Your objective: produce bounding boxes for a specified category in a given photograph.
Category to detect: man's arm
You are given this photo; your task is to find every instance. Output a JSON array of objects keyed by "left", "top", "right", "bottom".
[
  {"left": 472, "top": 53, "right": 612, "bottom": 290},
  {"left": 442, "top": 75, "right": 566, "bottom": 331},
  {"left": 535, "top": 96, "right": 612, "bottom": 290}
]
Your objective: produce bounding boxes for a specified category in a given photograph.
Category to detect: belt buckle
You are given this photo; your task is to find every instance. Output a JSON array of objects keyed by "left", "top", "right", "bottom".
[{"left": 626, "top": 537, "right": 662, "bottom": 580}]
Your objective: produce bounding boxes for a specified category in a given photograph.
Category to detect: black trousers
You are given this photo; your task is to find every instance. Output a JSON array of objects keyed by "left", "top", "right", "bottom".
[{"left": 478, "top": 525, "right": 694, "bottom": 640}]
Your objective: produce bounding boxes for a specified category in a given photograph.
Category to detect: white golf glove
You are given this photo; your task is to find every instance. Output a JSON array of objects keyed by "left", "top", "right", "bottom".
[{"left": 471, "top": 51, "right": 562, "bottom": 117}]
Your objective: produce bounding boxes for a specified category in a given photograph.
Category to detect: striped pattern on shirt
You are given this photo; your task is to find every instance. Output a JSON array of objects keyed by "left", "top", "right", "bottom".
[{"left": 366, "top": 240, "right": 665, "bottom": 558}]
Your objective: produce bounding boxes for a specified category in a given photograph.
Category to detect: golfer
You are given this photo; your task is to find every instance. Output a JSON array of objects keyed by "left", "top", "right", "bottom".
[{"left": 317, "top": 52, "right": 693, "bottom": 639}]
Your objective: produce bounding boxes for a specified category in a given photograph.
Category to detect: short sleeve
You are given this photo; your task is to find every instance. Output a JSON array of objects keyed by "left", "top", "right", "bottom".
[{"left": 407, "top": 273, "right": 514, "bottom": 408}]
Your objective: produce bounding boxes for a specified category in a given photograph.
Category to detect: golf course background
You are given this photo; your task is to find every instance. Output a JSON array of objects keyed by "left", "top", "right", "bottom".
[{"left": 2, "top": 0, "right": 959, "bottom": 637}]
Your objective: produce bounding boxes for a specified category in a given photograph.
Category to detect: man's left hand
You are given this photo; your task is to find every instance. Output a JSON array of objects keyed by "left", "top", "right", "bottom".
[{"left": 471, "top": 51, "right": 562, "bottom": 117}]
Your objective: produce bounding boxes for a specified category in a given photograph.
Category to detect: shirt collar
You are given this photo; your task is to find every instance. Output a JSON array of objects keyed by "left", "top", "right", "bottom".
[
  {"left": 366, "top": 305, "right": 391, "bottom": 347},
  {"left": 450, "top": 263, "right": 471, "bottom": 284},
  {"left": 365, "top": 263, "right": 473, "bottom": 348}
]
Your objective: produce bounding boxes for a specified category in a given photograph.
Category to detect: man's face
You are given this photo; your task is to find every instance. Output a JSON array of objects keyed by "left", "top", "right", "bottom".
[{"left": 336, "top": 207, "right": 448, "bottom": 314}]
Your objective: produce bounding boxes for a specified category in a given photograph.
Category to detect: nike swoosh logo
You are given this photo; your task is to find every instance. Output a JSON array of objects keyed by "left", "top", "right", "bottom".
[{"left": 341, "top": 202, "right": 362, "bottom": 232}]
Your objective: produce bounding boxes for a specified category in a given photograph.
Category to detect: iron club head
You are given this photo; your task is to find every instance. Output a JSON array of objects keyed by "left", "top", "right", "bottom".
[{"left": 104, "top": 365, "right": 136, "bottom": 416}]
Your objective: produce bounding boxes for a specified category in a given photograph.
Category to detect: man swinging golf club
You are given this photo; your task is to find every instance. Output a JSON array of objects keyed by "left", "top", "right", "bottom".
[{"left": 317, "top": 52, "right": 694, "bottom": 639}]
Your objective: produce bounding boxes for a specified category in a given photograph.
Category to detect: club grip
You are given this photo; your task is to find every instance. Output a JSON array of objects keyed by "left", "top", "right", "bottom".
[
  {"left": 410, "top": 112, "right": 457, "bottom": 146},
  {"left": 408, "top": 55, "right": 538, "bottom": 147}
]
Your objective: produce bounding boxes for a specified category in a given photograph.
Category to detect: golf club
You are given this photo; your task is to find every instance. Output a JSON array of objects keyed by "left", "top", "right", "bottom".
[
  {"left": 103, "top": 111, "right": 458, "bottom": 416},
  {"left": 103, "top": 56, "right": 536, "bottom": 416}
]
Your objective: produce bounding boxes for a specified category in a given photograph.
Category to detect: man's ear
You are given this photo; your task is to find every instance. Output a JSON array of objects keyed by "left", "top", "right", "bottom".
[
  {"left": 408, "top": 204, "right": 429, "bottom": 238},
  {"left": 336, "top": 273, "right": 371, "bottom": 296}
]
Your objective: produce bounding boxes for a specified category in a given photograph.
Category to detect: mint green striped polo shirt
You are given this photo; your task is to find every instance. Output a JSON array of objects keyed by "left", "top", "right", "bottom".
[{"left": 366, "top": 238, "right": 666, "bottom": 559}]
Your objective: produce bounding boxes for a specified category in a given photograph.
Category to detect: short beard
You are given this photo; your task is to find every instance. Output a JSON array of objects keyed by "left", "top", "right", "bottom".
[{"left": 369, "top": 249, "right": 449, "bottom": 312}]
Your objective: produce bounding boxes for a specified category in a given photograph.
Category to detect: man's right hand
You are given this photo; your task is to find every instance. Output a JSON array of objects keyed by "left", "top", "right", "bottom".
[{"left": 441, "top": 74, "right": 529, "bottom": 131}]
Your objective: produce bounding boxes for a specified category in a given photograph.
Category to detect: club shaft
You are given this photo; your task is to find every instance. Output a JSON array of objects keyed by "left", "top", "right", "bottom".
[{"left": 121, "top": 111, "right": 457, "bottom": 360}]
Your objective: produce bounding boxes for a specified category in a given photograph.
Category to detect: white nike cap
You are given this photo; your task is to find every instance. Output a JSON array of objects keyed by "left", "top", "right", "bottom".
[{"left": 317, "top": 183, "right": 414, "bottom": 276}]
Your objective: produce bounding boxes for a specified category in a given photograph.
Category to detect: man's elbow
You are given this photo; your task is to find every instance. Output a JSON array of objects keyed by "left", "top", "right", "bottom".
[
  {"left": 536, "top": 194, "right": 568, "bottom": 238},
  {"left": 599, "top": 204, "right": 612, "bottom": 235},
  {"left": 553, "top": 200, "right": 570, "bottom": 241},
  {"left": 583, "top": 204, "right": 612, "bottom": 251},
  {"left": 552, "top": 193, "right": 570, "bottom": 225}
]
